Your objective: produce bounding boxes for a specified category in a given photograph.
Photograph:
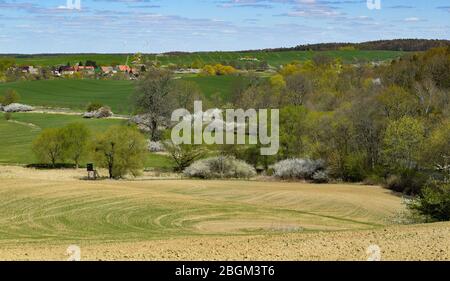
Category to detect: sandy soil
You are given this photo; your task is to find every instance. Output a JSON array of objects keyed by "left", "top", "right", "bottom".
[
  {"left": 0, "top": 165, "right": 448, "bottom": 261},
  {"left": 0, "top": 222, "right": 448, "bottom": 261}
]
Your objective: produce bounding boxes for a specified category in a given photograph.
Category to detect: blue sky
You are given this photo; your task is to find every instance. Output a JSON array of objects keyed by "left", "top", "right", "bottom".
[{"left": 0, "top": 0, "right": 449, "bottom": 53}]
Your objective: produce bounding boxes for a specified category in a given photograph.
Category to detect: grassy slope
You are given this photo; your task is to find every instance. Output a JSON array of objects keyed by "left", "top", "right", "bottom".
[
  {"left": 0, "top": 80, "right": 135, "bottom": 114},
  {"left": 0, "top": 76, "right": 239, "bottom": 113},
  {"left": 7, "top": 50, "right": 404, "bottom": 67},
  {"left": 183, "top": 75, "right": 237, "bottom": 102},
  {"left": 0, "top": 168, "right": 403, "bottom": 243},
  {"left": 0, "top": 113, "right": 172, "bottom": 168}
]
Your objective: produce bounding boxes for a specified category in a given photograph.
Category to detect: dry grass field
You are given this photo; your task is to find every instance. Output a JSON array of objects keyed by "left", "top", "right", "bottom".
[{"left": 0, "top": 166, "right": 448, "bottom": 261}]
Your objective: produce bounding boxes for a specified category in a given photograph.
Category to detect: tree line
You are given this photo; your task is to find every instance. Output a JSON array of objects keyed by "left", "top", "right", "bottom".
[{"left": 32, "top": 123, "right": 146, "bottom": 179}]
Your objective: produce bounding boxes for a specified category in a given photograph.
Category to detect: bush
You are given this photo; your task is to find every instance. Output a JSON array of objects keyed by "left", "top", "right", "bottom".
[
  {"left": 3, "top": 112, "right": 12, "bottom": 120},
  {"left": 385, "top": 170, "right": 428, "bottom": 195},
  {"left": 83, "top": 106, "right": 113, "bottom": 119},
  {"left": 3, "top": 103, "right": 33, "bottom": 112},
  {"left": 386, "top": 174, "right": 402, "bottom": 191},
  {"left": 86, "top": 102, "right": 103, "bottom": 112},
  {"left": 342, "top": 154, "right": 367, "bottom": 182},
  {"left": 0, "top": 89, "right": 20, "bottom": 105},
  {"left": 148, "top": 141, "right": 165, "bottom": 152},
  {"left": 408, "top": 181, "right": 450, "bottom": 222},
  {"left": 96, "top": 106, "right": 113, "bottom": 118},
  {"left": 363, "top": 174, "right": 384, "bottom": 186},
  {"left": 272, "top": 158, "right": 325, "bottom": 180},
  {"left": 184, "top": 156, "right": 256, "bottom": 179},
  {"left": 26, "top": 163, "right": 76, "bottom": 169},
  {"left": 312, "top": 170, "right": 330, "bottom": 183}
]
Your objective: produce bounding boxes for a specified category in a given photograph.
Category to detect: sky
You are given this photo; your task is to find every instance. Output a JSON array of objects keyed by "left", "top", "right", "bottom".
[{"left": 0, "top": 0, "right": 449, "bottom": 54}]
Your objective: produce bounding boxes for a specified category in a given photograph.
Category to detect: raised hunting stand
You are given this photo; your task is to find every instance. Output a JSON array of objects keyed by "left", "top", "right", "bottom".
[{"left": 87, "top": 163, "right": 99, "bottom": 180}]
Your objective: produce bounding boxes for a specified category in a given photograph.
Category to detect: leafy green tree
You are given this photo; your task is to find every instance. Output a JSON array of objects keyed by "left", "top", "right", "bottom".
[
  {"left": 86, "top": 102, "right": 103, "bottom": 112},
  {"left": 92, "top": 126, "right": 146, "bottom": 179},
  {"left": 32, "top": 128, "right": 66, "bottom": 167},
  {"left": 408, "top": 181, "right": 450, "bottom": 222},
  {"left": 85, "top": 60, "right": 97, "bottom": 67},
  {"left": 376, "top": 86, "right": 417, "bottom": 120},
  {"left": 191, "top": 59, "right": 204, "bottom": 69},
  {"left": 279, "top": 106, "right": 310, "bottom": 159},
  {"left": 0, "top": 58, "right": 15, "bottom": 82},
  {"left": 0, "top": 89, "right": 20, "bottom": 105},
  {"left": 382, "top": 116, "right": 425, "bottom": 171},
  {"left": 62, "top": 123, "right": 90, "bottom": 169},
  {"left": 422, "top": 121, "right": 450, "bottom": 172}
]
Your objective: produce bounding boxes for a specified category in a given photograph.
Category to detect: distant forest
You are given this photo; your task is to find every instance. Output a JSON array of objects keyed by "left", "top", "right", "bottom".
[{"left": 260, "top": 39, "right": 450, "bottom": 52}]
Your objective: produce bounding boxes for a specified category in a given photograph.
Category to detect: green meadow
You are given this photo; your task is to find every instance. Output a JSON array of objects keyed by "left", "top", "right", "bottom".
[
  {"left": 0, "top": 76, "right": 240, "bottom": 113},
  {"left": 0, "top": 80, "right": 134, "bottom": 114},
  {"left": 0, "top": 112, "right": 172, "bottom": 168}
]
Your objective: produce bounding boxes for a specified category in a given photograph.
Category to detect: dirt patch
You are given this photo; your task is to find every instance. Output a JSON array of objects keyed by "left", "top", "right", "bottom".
[
  {"left": 0, "top": 222, "right": 448, "bottom": 261},
  {"left": 0, "top": 165, "right": 444, "bottom": 261}
]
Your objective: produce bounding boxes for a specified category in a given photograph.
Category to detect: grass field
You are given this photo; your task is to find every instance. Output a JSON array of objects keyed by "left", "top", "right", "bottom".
[
  {"left": 0, "top": 166, "right": 448, "bottom": 261},
  {"left": 0, "top": 76, "right": 239, "bottom": 113},
  {"left": 3, "top": 50, "right": 405, "bottom": 67},
  {"left": 183, "top": 75, "right": 238, "bottom": 102},
  {"left": 0, "top": 167, "right": 401, "bottom": 242},
  {"left": 0, "top": 80, "right": 135, "bottom": 114},
  {"left": 0, "top": 113, "right": 172, "bottom": 169}
]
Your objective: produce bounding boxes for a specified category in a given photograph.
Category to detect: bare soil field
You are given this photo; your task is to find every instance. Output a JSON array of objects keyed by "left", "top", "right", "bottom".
[{"left": 0, "top": 166, "right": 448, "bottom": 261}]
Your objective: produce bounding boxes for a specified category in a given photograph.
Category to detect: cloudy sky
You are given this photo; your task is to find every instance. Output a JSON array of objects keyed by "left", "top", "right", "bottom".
[{"left": 0, "top": 0, "right": 449, "bottom": 53}]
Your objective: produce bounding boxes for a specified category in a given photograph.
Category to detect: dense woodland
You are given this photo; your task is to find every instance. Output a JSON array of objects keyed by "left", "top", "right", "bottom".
[{"left": 244, "top": 47, "right": 449, "bottom": 192}]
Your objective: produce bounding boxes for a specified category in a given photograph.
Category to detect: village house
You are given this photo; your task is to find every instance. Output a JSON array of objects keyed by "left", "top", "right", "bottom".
[
  {"left": 75, "top": 65, "right": 95, "bottom": 74},
  {"left": 19, "top": 66, "right": 39, "bottom": 75},
  {"left": 117, "top": 65, "right": 131, "bottom": 73},
  {"left": 101, "top": 66, "right": 116, "bottom": 74},
  {"left": 59, "top": 66, "right": 75, "bottom": 76}
]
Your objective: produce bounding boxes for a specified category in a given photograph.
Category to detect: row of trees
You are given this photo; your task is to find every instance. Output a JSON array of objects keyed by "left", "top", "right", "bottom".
[{"left": 32, "top": 124, "right": 146, "bottom": 179}]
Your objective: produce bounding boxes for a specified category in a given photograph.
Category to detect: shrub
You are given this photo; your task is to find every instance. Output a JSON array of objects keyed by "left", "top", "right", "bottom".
[
  {"left": 385, "top": 170, "right": 428, "bottom": 195},
  {"left": 184, "top": 156, "right": 256, "bottom": 179},
  {"left": 26, "top": 163, "right": 76, "bottom": 169},
  {"left": 3, "top": 112, "right": 12, "bottom": 121},
  {"left": 312, "top": 170, "right": 330, "bottom": 183},
  {"left": 386, "top": 174, "right": 402, "bottom": 191},
  {"left": 0, "top": 89, "right": 20, "bottom": 105},
  {"left": 148, "top": 141, "right": 165, "bottom": 152},
  {"left": 272, "top": 158, "right": 325, "bottom": 180},
  {"left": 363, "top": 174, "right": 384, "bottom": 186},
  {"left": 184, "top": 160, "right": 211, "bottom": 179},
  {"left": 96, "top": 106, "right": 113, "bottom": 118},
  {"left": 342, "top": 153, "right": 367, "bottom": 182},
  {"left": 86, "top": 102, "right": 103, "bottom": 112},
  {"left": 3, "top": 103, "right": 33, "bottom": 112},
  {"left": 408, "top": 181, "right": 450, "bottom": 222}
]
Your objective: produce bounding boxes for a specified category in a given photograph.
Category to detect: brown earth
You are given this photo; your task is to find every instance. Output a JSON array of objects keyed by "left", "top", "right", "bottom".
[{"left": 0, "top": 166, "right": 448, "bottom": 261}]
